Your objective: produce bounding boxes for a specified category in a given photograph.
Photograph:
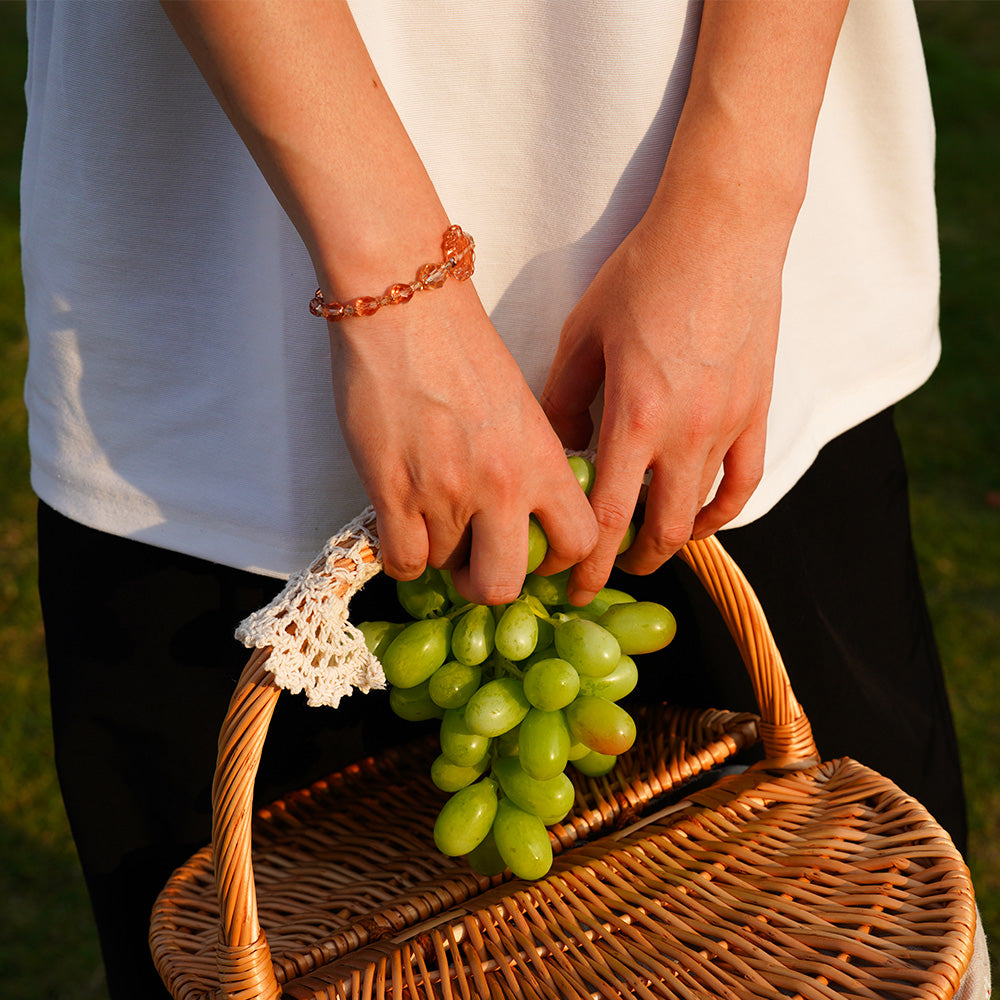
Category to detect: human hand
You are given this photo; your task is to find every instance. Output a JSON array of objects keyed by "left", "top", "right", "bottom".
[
  {"left": 329, "top": 282, "right": 599, "bottom": 605},
  {"left": 540, "top": 196, "right": 784, "bottom": 605}
]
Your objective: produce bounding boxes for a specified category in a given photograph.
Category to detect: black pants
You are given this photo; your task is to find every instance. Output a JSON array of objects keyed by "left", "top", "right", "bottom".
[{"left": 38, "top": 407, "right": 967, "bottom": 1000}]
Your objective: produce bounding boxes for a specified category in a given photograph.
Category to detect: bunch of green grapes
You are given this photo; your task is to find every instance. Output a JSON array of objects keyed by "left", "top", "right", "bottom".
[{"left": 357, "top": 456, "right": 676, "bottom": 881}]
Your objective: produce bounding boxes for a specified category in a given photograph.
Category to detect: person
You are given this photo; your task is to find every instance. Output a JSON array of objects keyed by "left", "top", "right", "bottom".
[{"left": 20, "top": 1, "right": 968, "bottom": 997}]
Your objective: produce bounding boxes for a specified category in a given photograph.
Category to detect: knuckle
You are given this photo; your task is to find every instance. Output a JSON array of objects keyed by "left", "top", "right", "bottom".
[
  {"left": 552, "top": 520, "right": 600, "bottom": 565},
  {"left": 730, "top": 464, "right": 764, "bottom": 495},
  {"left": 679, "top": 404, "right": 718, "bottom": 448},
  {"left": 476, "top": 580, "right": 522, "bottom": 607},
  {"left": 618, "top": 396, "right": 664, "bottom": 439},
  {"left": 589, "top": 496, "right": 634, "bottom": 534},
  {"left": 644, "top": 521, "right": 692, "bottom": 555},
  {"left": 384, "top": 555, "right": 426, "bottom": 582}
]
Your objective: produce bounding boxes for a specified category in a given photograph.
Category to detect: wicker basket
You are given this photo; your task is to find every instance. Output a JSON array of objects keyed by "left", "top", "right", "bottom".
[{"left": 151, "top": 530, "right": 977, "bottom": 1000}]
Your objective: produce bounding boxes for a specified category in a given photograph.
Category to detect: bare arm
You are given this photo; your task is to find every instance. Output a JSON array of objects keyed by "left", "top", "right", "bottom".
[
  {"left": 160, "top": 0, "right": 598, "bottom": 603},
  {"left": 541, "top": 0, "right": 849, "bottom": 603}
]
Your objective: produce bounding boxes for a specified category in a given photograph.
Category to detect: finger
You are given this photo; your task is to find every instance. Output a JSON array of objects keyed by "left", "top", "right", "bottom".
[
  {"left": 692, "top": 425, "right": 766, "bottom": 539},
  {"left": 532, "top": 473, "right": 600, "bottom": 578},
  {"left": 566, "top": 450, "right": 649, "bottom": 605},
  {"left": 615, "top": 455, "right": 703, "bottom": 576},
  {"left": 426, "top": 520, "right": 472, "bottom": 571},
  {"left": 539, "top": 325, "right": 605, "bottom": 450},
  {"left": 451, "top": 509, "right": 528, "bottom": 606},
  {"left": 375, "top": 506, "right": 430, "bottom": 582}
]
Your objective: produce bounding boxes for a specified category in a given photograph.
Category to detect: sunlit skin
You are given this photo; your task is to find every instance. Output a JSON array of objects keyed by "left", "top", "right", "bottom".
[{"left": 161, "top": 0, "right": 848, "bottom": 606}]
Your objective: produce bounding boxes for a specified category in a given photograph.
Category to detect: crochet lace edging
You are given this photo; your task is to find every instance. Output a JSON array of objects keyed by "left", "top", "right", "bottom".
[{"left": 234, "top": 507, "right": 386, "bottom": 708}]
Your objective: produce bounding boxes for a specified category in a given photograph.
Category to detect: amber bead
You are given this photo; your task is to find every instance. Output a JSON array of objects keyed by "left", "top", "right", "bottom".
[
  {"left": 416, "top": 263, "right": 448, "bottom": 289},
  {"left": 386, "top": 282, "right": 415, "bottom": 304},
  {"left": 441, "top": 226, "right": 475, "bottom": 282},
  {"left": 352, "top": 296, "right": 381, "bottom": 317}
]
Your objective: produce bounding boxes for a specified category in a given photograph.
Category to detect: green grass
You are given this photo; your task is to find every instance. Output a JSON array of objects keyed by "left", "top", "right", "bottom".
[
  {"left": 900, "top": 1, "right": 1000, "bottom": 975},
  {"left": 0, "top": 2, "right": 996, "bottom": 997}
]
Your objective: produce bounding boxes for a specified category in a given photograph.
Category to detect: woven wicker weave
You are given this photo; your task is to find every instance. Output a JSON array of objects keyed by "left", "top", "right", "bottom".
[{"left": 151, "top": 532, "right": 976, "bottom": 1000}]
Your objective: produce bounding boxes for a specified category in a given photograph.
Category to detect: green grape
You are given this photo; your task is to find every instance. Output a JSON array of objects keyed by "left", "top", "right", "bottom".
[
  {"left": 492, "top": 798, "right": 553, "bottom": 880},
  {"left": 522, "top": 569, "right": 570, "bottom": 607},
  {"left": 522, "top": 657, "right": 580, "bottom": 711},
  {"left": 560, "top": 587, "right": 637, "bottom": 622},
  {"left": 438, "top": 568, "right": 465, "bottom": 608},
  {"left": 578, "top": 654, "right": 638, "bottom": 702},
  {"left": 466, "top": 828, "right": 507, "bottom": 877},
  {"left": 523, "top": 644, "right": 557, "bottom": 669},
  {"left": 534, "top": 615, "right": 555, "bottom": 651},
  {"left": 464, "top": 677, "right": 531, "bottom": 737},
  {"left": 428, "top": 660, "right": 482, "bottom": 709},
  {"left": 519, "top": 594, "right": 555, "bottom": 650},
  {"left": 567, "top": 455, "right": 596, "bottom": 495},
  {"left": 599, "top": 587, "right": 637, "bottom": 607},
  {"left": 439, "top": 707, "right": 492, "bottom": 766},
  {"left": 396, "top": 567, "right": 450, "bottom": 619},
  {"left": 381, "top": 617, "right": 453, "bottom": 688},
  {"left": 389, "top": 680, "right": 444, "bottom": 721},
  {"left": 564, "top": 696, "right": 637, "bottom": 756},
  {"left": 450, "top": 603, "right": 495, "bottom": 666},
  {"left": 495, "top": 725, "right": 521, "bottom": 758},
  {"left": 520, "top": 593, "right": 549, "bottom": 616},
  {"left": 526, "top": 515, "right": 548, "bottom": 574},
  {"left": 518, "top": 707, "right": 571, "bottom": 781},
  {"left": 572, "top": 749, "right": 618, "bottom": 777},
  {"left": 431, "top": 750, "right": 490, "bottom": 792},
  {"left": 554, "top": 618, "right": 621, "bottom": 677},
  {"left": 566, "top": 740, "right": 590, "bottom": 761},
  {"left": 558, "top": 600, "right": 608, "bottom": 623},
  {"left": 357, "top": 620, "right": 405, "bottom": 659},
  {"left": 492, "top": 756, "right": 575, "bottom": 821},
  {"left": 617, "top": 521, "right": 637, "bottom": 554},
  {"left": 494, "top": 600, "right": 539, "bottom": 661},
  {"left": 597, "top": 601, "right": 677, "bottom": 655},
  {"left": 433, "top": 777, "right": 499, "bottom": 857}
]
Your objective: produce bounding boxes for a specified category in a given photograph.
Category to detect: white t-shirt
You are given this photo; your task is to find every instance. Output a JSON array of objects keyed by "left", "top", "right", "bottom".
[{"left": 21, "top": 0, "right": 940, "bottom": 579}]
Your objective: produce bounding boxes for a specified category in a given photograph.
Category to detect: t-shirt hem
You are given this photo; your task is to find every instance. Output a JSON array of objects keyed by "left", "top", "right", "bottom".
[{"left": 722, "top": 338, "right": 941, "bottom": 532}]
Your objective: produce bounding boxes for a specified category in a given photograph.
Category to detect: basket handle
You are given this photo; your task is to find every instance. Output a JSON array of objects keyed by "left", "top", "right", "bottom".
[
  {"left": 677, "top": 537, "right": 818, "bottom": 761},
  {"left": 209, "top": 528, "right": 817, "bottom": 999}
]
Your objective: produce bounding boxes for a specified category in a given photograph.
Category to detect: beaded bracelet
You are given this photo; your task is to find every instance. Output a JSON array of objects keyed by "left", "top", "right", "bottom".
[{"left": 309, "top": 225, "right": 475, "bottom": 322}]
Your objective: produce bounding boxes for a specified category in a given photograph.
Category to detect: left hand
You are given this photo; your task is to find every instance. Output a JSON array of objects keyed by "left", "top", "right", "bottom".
[{"left": 540, "top": 189, "right": 783, "bottom": 605}]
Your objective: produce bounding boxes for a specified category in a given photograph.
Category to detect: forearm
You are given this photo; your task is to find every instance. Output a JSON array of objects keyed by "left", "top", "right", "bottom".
[
  {"left": 160, "top": 0, "right": 450, "bottom": 294},
  {"left": 647, "top": 0, "right": 849, "bottom": 257}
]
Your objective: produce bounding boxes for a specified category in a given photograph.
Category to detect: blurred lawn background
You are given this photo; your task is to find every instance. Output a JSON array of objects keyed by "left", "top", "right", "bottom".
[{"left": 0, "top": 3, "right": 996, "bottom": 998}]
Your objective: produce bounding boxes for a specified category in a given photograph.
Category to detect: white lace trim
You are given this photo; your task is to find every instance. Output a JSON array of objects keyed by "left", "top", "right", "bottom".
[{"left": 234, "top": 507, "right": 386, "bottom": 707}]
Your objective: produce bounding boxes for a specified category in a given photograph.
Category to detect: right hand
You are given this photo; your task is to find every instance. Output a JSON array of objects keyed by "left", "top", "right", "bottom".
[{"left": 329, "top": 280, "right": 598, "bottom": 605}]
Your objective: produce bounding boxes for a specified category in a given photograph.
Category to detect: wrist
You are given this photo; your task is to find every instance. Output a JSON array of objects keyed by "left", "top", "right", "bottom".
[
  {"left": 646, "top": 108, "right": 810, "bottom": 268},
  {"left": 311, "top": 225, "right": 475, "bottom": 322}
]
